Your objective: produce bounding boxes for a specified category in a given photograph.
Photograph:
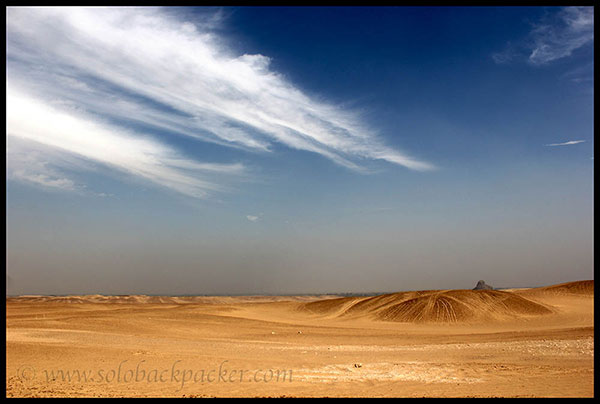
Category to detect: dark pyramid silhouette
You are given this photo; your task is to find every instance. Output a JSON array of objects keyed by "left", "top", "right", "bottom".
[{"left": 473, "top": 280, "right": 494, "bottom": 290}]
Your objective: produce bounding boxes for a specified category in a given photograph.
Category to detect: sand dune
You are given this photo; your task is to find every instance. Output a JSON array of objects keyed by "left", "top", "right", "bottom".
[
  {"left": 11, "top": 281, "right": 591, "bottom": 325},
  {"left": 375, "top": 290, "right": 553, "bottom": 323},
  {"left": 515, "top": 280, "right": 594, "bottom": 298},
  {"left": 6, "top": 280, "right": 593, "bottom": 397},
  {"left": 302, "top": 289, "right": 554, "bottom": 323}
]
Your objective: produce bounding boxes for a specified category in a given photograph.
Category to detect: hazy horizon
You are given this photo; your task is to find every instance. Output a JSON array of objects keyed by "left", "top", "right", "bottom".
[{"left": 6, "top": 7, "right": 594, "bottom": 296}]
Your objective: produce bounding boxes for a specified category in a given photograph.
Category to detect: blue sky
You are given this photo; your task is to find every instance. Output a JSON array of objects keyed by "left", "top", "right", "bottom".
[{"left": 6, "top": 7, "right": 594, "bottom": 295}]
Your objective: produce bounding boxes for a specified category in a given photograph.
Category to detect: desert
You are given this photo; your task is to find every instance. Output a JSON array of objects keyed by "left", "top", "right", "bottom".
[
  {"left": 6, "top": 280, "right": 594, "bottom": 398},
  {"left": 6, "top": 5, "right": 594, "bottom": 400}
]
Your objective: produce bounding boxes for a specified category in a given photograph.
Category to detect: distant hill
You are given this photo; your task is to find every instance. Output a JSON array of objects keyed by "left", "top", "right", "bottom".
[{"left": 473, "top": 280, "right": 494, "bottom": 290}]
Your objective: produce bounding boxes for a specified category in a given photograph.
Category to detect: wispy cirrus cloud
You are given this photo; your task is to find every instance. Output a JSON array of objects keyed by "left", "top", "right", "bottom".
[
  {"left": 561, "top": 62, "right": 594, "bottom": 86},
  {"left": 528, "top": 7, "right": 594, "bottom": 65},
  {"left": 7, "top": 87, "right": 245, "bottom": 198},
  {"left": 491, "top": 41, "right": 519, "bottom": 65},
  {"left": 6, "top": 6, "right": 433, "bottom": 201},
  {"left": 492, "top": 6, "right": 594, "bottom": 66},
  {"left": 10, "top": 169, "right": 77, "bottom": 192},
  {"left": 544, "top": 140, "right": 586, "bottom": 147}
]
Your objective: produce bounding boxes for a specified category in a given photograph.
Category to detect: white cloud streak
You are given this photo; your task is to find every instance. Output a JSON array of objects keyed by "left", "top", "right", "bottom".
[
  {"left": 492, "top": 7, "right": 594, "bottom": 66},
  {"left": 544, "top": 140, "right": 586, "bottom": 147},
  {"left": 6, "top": 6, "right": 433, "bottom": 181},
  {"left": 7, "top": 87, "right": 244, "bottom": 198}
]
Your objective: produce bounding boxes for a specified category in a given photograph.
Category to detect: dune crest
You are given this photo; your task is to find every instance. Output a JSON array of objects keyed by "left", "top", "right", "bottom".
[
  {"left": 302, "top": 289, "right": 555, "bottom": 323},
  {"left": 375, "top": 290, "right": 553, "bottom": 323},
  {"left": 516, "top": 280, "right": 594, "bottom": 297}
]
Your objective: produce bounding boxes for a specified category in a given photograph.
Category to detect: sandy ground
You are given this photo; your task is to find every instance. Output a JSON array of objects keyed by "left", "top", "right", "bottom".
[{"left": 5, "top": 281, "right": 594, "bottom": 397}]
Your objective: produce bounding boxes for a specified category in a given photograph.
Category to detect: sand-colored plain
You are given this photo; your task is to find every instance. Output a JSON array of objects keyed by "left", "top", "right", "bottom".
[{"left": 6, "top": 281, "right": 594, "bottom": 397}]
